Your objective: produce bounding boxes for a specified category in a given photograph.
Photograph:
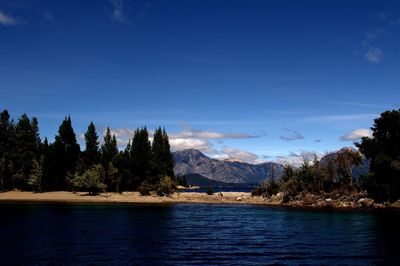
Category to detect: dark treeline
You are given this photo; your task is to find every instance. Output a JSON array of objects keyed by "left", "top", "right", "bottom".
[
  {"left": 0, "top": 109, "right": 175, "bottom": 195},
  {"left": 253, "top": 109, "right": 400, "bottom": 203}
]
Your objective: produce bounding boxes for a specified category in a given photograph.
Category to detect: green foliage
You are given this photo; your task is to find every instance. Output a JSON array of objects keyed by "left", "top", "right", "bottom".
[
  {"left": 356, "top": 109, "right": 400, "bottom": 202},
  {"left": 157, "top": 175, "right": 176, "bottom": 196},
  {"left": 281, "top": 164, "right": 295, "bottom": 183},
  {"left": 129, "top": 127, "right": 152, "bottom": 188},
  {"left": 206, "top": 185, "right": 214, "bottom": 195},
  {"left": 100, "top": 127, "right": 118, "bottom": 191},
  {"left": 151, "top": 127, "right": 175, "bottom": 183},
  {"left": 70, "top": 164, "right": 106, "bottom": 195},
  {"left": 137, "top": 180, "right": 152, "bottom": 196},
  {"left": 335, "top": 148, "right": 362, "bottom": 185},
  {"left": 27, "top": 158, "right": 43, "bottom": 192},
  {"left": 0, "top": 110, "right": 14, "bottom": 190},
  {"left": 281, "top": 177, "right": 304, "bottom": 198},
  {"left": 12, "top": 113, "right": 41, "bottom": 189},
  {"left": 83, "top": 121, "right": 100, "bottom": 167},
  {"left": 251, "top": 179, "right": 280, "bottom": 197},
  {"left": 51, "top": 116, "right": 81, "bottom": 190}
]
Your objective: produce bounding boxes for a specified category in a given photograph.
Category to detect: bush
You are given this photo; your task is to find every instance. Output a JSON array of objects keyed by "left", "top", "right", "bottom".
[
  {"left": 281, "top": 178, "right": 303, "bottom": 198},
  {"left": 138, "top": 180, "right": 152, "bottom": 196},
  {"left": 156, "top": 176, "right": 175, "bottom": 196},
  {"left": 251, "top": 179, "right": 280, "bottom": 197},
  {"left": 206, "top": 186, "right": 214, "bottom": 195},
  {"left": 71, "top": 164, "right": 106, "bottom": 195}
]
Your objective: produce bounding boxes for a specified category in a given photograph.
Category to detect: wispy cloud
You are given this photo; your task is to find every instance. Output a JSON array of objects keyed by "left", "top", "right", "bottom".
[
  {"left": 299, "top": 114, "right": 376, "bottom": 124},
  {"left": 364, "top": 47, "right": 383, "bottom": 63},
  {"left": 110, "top": 0, "right": 128, "bottom": 23},
  {"left": 0, "top": 10, "right": 18, "bottom": 26},
  {"left": 279, "top": 127, "right": 304, "bottom": 141},
  {"left": 340, "top": 128, "right": 372, "bottom": 141},
  {"left": 170, "top": 129, "right": 258, "bottom": 140},
  {"left": 329, "top": 101, "right": 384, "bottom": 108}
]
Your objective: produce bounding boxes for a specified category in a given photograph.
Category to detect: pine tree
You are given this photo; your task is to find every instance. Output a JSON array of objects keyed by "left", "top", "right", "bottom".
[
  {"left": 83, "top": 121, "right": 100, "bottom": 167},
  {"left": 0, "top": 109, "right": 15, "bottom": 190},
  {"left": 51, "top": 116, "right": 81, "bottom": 190},
  {"left": 130, "top": 127, "right": 151, "bottom": 188},
  {"left": 162, "top": 128, "right": 175, "bottom": 178},
  {"left": 100, "top": 127, "right": 118, "bottom": 190},
  {"left": 151, "top": 127, "right": 175, "bottom": 182},
  {"left": 12, "top": 114, "right": 41, "bottom": 189}
]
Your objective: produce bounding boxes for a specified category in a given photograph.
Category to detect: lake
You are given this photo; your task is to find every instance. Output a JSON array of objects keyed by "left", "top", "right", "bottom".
[{"left": 1, "top": 202, "right": 399, "bottom": 265}]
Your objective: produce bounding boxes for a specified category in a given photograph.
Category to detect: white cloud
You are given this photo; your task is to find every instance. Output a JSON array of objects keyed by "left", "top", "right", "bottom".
[
  {"left": 110, "top": 0, "right": 127, "bottom": 23},
  {"left": 364, "top": 47, "right": 383, "bottom": 63},
  {"left": 170, "top": 129, "right": 256, "bottom": 140},
  {"left": 340, "top": 128, "right": 372, "bottom": 141},
  {"left": 169, "top": 138, "right": 213, "bottom": 152},
  {"left": 218, "top": 147, "right": 259, "bottom": 164},
  {"left": 0, "top": 10, "right": 18, "bottom": 26}
]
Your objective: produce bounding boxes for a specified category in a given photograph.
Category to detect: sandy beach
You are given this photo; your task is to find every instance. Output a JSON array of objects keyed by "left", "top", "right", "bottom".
[{"left": 0, "top": 191, "right": 269, "bottom": 205}]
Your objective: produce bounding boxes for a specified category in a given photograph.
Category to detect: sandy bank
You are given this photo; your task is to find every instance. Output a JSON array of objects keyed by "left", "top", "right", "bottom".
[
  {"left": 0, "top": 191, "right": 268, "bottom": 205},
  {"left": 1, "top": 191, "right": 399, "bottom": 209}
]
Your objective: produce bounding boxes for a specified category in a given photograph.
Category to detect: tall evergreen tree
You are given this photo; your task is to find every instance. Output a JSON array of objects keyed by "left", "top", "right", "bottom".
[
  {"left": 83, "top": 121, "right": 100, "bottom": 167},
  {"left": 12, "top": 114, "right": 41, "bottom": 189},
  {"left": 151, "top": 127, "right": 175, "bottom": 181},
  {"left": 51, "top": 116, "right": 80, "bottom": 190},
  {"left": 130, "top": 127, "right": 152, "bottom": 188},
  {"left": 100, "top": 127, "right": 118, "bottom": 190},
  {"left": 0, "top": 109, "right": 15, "bottom": 190}
]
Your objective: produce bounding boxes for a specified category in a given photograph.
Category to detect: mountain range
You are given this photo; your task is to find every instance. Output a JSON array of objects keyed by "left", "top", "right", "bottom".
[
  {"left": 172, "top": 148, "right": 370, "bottom": 187},
  {"left": 173, "top": 149, "right": 283, "bottom": 185}
]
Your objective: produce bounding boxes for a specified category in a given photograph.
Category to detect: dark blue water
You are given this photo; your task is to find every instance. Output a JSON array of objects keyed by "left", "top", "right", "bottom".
[{"left": 1, "top": 203, "right": 400, "bottom": 265}]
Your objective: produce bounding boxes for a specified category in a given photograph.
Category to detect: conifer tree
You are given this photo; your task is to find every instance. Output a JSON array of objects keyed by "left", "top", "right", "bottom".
[
  {"left": 51, "top": 116, "right": 80, "bottom": 190},
  {"left": 151, "top": 127, "right": 175, "bottom": 181},
  {"left": 12, "top": 114, "right": 41, "bottom": 189},
  {"left": 130, "top": 127, "right": 151, "bottom": 188},
  {"left": 0, "top": 109, "right": 15, "bottom": 190},
  {"left": 83, "top": 121, "right": 100, "bottom": 167},
  {"left": 100, "top": 127, "right": 118, "bottom": 190}
]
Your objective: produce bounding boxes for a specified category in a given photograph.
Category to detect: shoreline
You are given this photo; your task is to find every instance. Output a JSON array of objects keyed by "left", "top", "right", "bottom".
[{"left": 1, "top": 191, "right": 399, "bottom": 210}]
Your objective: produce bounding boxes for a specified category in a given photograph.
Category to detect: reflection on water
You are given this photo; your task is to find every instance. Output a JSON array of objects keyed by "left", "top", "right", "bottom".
[{"left": 0, "top": 203, "right": 399, "bottom": 265}]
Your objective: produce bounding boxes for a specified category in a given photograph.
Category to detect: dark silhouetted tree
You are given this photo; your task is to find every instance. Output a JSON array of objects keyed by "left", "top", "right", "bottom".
[
  {"left": 100, "top": 127, "right": 118, "bottom": 190},
  {"left": 83, "top": 122, "right": 100, "bottom": 168},
  {"left": 130, "top": 127, "right": 151, "bottom": 188},
  {"left": 0, "top": 110, "right": 15, "bottom": 190},
  {"left": 51, "top": 116, "right": 80, "bottom": 190},
  {"left": 356, "top": 109, "right": 400, "bottom": 202}
]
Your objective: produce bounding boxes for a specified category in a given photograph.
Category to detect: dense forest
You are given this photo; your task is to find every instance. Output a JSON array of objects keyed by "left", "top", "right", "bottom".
[{"left": 0, "top": 109, "right": 175, "bottom": 195}]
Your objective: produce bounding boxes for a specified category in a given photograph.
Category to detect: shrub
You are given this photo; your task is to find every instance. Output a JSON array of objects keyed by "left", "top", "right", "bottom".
[
  {"left": 71, "top": 164, "right": 106, "bottom": 195},
  {"left": 251, "top": 179, "right": 280, "bottom": 197},
  {"left": 156, "top": 175, "right": 175, "bottom": 196},
  {"left": 206, "top": 186, "right": 214, "bottom": 195},
  {"left": 138, "top": 180, "right": 152, "bottom": 196}
]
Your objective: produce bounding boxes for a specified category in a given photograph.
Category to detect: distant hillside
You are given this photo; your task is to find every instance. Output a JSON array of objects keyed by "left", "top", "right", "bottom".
[
  {"left": 173, "top": 149, "right": 283, "bottom": 185},
  {"left": 178, "top": 173, "right": 251, "bottom": 188}
]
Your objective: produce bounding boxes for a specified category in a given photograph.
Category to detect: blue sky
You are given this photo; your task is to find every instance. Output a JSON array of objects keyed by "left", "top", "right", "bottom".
[{"left": 1, "top": 0, "right": 399, "bottom": 164}]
